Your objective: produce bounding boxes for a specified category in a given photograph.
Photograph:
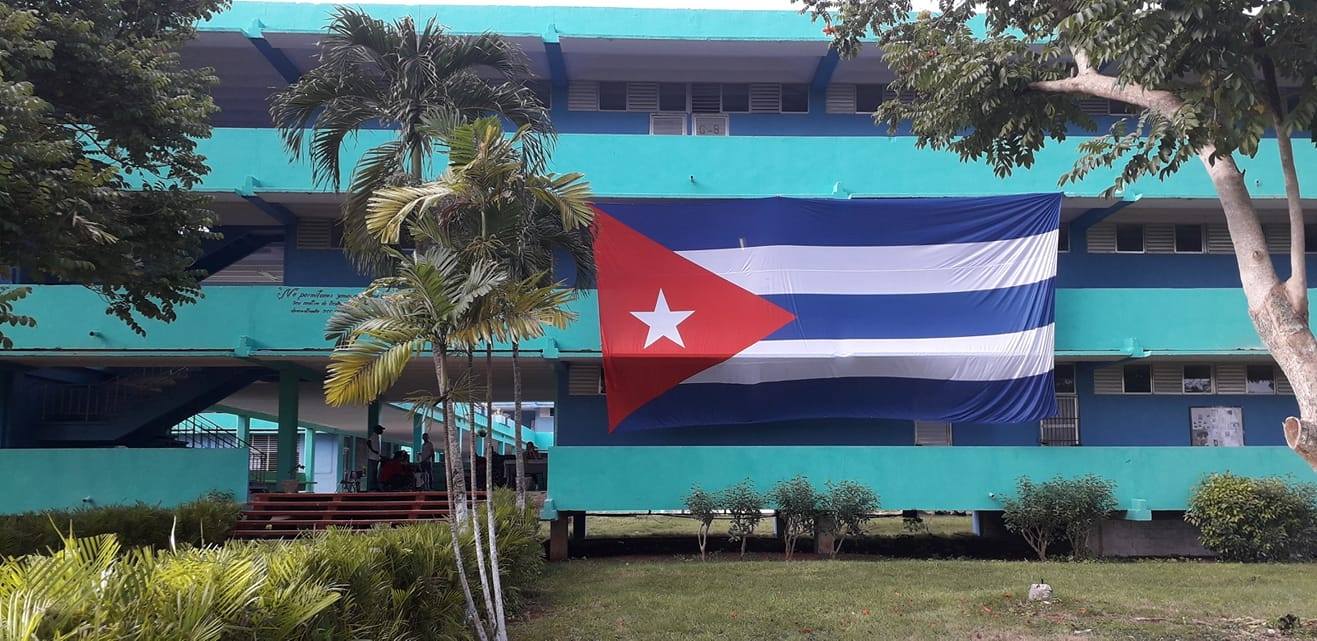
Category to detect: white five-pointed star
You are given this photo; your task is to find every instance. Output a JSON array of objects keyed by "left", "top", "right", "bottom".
[{"left": 630, "top": 289, "right": 695, "bottom": 348}]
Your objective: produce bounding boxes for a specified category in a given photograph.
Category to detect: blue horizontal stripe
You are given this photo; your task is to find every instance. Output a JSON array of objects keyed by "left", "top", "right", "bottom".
[
  {"left": 603, "top": 193, "right": 1061, "bottom": 250},
  {"left": 614, "top": 372, "right": 1057, "bottom": 432},
  {"left": 764, "top": 278, "right": 1055, "bottom": 340}
]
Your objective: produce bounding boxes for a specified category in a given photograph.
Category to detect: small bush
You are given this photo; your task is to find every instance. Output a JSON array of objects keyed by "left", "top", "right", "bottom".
[
  {"left": 1056, "top": 476, "right": 1117, "bottom": 559},
  {"left": 769, "top": 475, "right": 821, "bottom": 560},
  {"left": 0, "top": 491, "right": 243, "bottom": 558},
  {"left": 683, "top": 485, "right": 719, "bottom": 560},
  {"left": 1186, "top": 473, "right": 1317, "bottom": 562},
  {"left": 1002, "top": 475, "right": 1117, "bottom": 561},
  {"left": 722, "top": 479, "right": 764, "bottom": 558},
  {"left": 902, "top": 511, "right": 928, "bottom": 533},
  {"left": 819, "top": 480, "right": 880, "bottom": 557},
  {"left": 0, "top": 488, "right": 541, "bottom": 641}
]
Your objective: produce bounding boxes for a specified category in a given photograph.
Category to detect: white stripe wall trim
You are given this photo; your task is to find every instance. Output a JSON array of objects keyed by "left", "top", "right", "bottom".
[
  {"left": 685, "top": 325, "right": 1055, "bottom": 385},
  {"left": 676, "top": 230, "right": 1058, "bottom": 296}
]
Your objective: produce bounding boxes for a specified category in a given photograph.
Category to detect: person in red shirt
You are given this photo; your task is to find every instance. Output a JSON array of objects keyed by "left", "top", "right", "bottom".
[{"left": 378, "top": 451, "right": 411, "bottom": 490}]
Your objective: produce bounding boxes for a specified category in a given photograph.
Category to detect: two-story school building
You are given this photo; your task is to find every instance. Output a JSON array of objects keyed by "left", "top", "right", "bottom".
[{"left": 2, "top": 1, "right": 1316, "bottom": 554}]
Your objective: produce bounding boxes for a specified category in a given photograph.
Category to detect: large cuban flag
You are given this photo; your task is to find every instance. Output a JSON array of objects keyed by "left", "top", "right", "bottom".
[{"left": 594, "top": 194, "right": 1062, "bottom": 433}]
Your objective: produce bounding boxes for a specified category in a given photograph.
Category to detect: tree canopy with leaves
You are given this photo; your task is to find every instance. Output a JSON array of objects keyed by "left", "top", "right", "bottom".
[
  {"left": 798, "top": 0, "right": 1317, "bottom": 469},
  {"left": 365, "top": 114, "right": 594, "bottom": 510},
  {"left": 0, "top": 0, "right": 225, "bottom": 348},
  {"left": 270, "top": 7, "right": 552, "bottom": 274}
]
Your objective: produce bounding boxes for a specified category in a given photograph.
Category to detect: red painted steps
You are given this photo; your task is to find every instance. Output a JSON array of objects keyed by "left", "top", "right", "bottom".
[{"left": 232, "top": 491, "right": 487, "bottom": 539}]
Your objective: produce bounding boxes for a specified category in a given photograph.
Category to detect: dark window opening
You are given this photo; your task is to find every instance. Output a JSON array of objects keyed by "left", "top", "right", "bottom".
[
  {"left": 1123, "top": 364, "right": 1151, "bottom": 393},
  {"left": 1246, "top": 365, "right": 1276, "bottom": 394},
  {"left": 598, "top": 82, "right": 627, "bottom": 111},
  {"left": 722, "top": 84, "right": 750, "bottom": 112},
  {"left": 1305, "top": 223, "right": 1317, "bottom": 254},
  {"left": 781, "top": 84, "right": 809, "bottom": 113},
  {"left": 1183, "top": 364, "right": 1213, "bottom": 393},
  {"left": 1058, "top": 224, "right": 1070, "bottom": 252},
  {"left": 1054, "top": 363, "right": 1076, "bottom": 394},
  {"left": 1175, "top": 224, "right": 1204, "bottom": 253},
  {"left": 856, "top": 84, "right": 886, "bottom": 113},
  {"left": 659, "top": 83, "right": 687, "bottom": 112},
  {"left": 1116, "top": 224, "right": 1144, "bottom": 252}
]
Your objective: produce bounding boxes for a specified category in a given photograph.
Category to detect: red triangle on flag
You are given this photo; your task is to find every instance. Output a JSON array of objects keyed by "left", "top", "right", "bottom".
[{"left": 594, "top": 209, "right": 795, "bottom": 431}]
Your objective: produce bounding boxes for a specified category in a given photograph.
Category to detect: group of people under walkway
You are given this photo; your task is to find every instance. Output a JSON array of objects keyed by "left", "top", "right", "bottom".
[{"left": 350, "top": 424, "right": 542, "bottom": 493}]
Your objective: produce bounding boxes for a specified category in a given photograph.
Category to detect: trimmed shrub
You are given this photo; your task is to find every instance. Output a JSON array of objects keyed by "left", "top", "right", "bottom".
[
  {"left": 1186, "top": 473, "right": 1317, "bottom": 561},
  {"left": 0, "top": 491, "right": 242, "bottom": 558},
  {"left": 1002, "top": 475, "right": 1117, "bottom": 560},
  {"left": 769, "top": 475, "right": 821, "bottom": 560},
  {"left": 0, "top": 488, "right": 542, "bottom": 641},
  {"left": 683, "top": 485, "right": 719, "bottom": 560},
  {"left": 1056, "top": 476, "right": 1117, "bottom": 559},
  {"left": 819, "top": 480, "right": 880, "bottom": 557},
  {"left": 722, "top": 479, "right": 764, "bottom": 558}
]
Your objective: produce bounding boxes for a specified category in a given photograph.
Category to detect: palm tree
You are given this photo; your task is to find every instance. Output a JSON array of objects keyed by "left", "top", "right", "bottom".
[
  {"left": 270, "top": 6, "right": 552, "bottom": 273},
  {"left": 323, "top": 245, "right": 504, "bottom": 641},
  {"left": 366, "top": 115, "right": 594, "bottom": 510},
  {"left": 446, "top": 274, "right": 574, "bottom": 641}
]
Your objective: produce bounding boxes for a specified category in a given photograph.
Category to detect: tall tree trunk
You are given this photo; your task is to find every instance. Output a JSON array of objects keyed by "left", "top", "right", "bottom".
[
  {"left": 1254, "top": 33, "right": 1308, "bottom": 319},
  {"left": 1029, "top": 61, "right": 1317, "bottom": 471},
  {"left": 466, "top": 352, "right": 499, "bottom": 630},
  {"left": 435, "top": 345, "right": 468, "bottom": 525},
  {"left": 434, "top": 342, "right": 487, "bottom": 641},
  {"left": 512, "top": 341, "right": 526, "bottom": 511},
  {"left": 1197, "top": 147, "right": 1317, "bottom": 469},
  {"left": 1274, "top": 125, "right": 1308, "bottom": 318},
  {"left": 486, "top": 344, "right": 496, "bottom": 484},
  {"left": 484, "top": 343, "right": 509, "bottom": 641},
  {"left": 410, "top": 136, "right": 424, "bottom": 181}
]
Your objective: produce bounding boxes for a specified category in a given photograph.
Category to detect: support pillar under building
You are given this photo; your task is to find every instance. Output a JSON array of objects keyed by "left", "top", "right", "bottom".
[
  {"left": 549, "top": 514, "right": 570, "bottom": 562},
  {"left": 276, "top": 369, "right": 299, "bottom": 485},
  {"left": 412, "top": 412, "right": 423, "bottom": 457},
  {"left": 303, "top": 427, "right": 317, "bottom": 491}
]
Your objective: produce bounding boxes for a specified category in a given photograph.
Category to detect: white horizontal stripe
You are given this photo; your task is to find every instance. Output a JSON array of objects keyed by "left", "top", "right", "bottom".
[
  {"left": 684, "top": 325, "right": 1055, "bottom": 385},
  {"left": 676, "top": 230, "right": 1058, "bottom": 296}
]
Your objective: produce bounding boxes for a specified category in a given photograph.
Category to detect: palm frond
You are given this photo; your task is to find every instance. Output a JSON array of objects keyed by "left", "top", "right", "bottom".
[
  {"left": 529, "top": 172, "right": 596, "bottom": 231},
  {"left": 323, "top": 294, "right": 423, "bottom": 344},
  {"left": 366, "top": 183, "right": 459, "bottom": 244},
  {"left": 325, "top": 334, "right": 426, "bottom": 407},
  {"left": 342, "top": 140, "right": 409, "bottom": 274},
  {"left": 321, "top": 6, "right": 403, "bottom": 73},
  {"left": 269, "top": 69, "right": 385, "bottom": 180}
]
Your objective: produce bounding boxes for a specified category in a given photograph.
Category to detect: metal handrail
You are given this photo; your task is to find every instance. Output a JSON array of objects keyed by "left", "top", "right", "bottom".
[{"left": 171, "top": 414, "right": 271, "bottom": 472}]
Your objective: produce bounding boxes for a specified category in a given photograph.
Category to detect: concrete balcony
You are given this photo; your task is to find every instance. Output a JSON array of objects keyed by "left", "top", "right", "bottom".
[
  {"left": 0, "top": 284, "right": 1302, "bottom": 359},
  {"left": 547, "top": 445, "right": 1316, "bottom": 513},
  {"left": 191, "top": 129, "right": 1315, "bottom": 201}
]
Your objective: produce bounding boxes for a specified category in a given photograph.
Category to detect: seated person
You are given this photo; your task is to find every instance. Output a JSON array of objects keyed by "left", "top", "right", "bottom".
[{"left": 378, "top": 451, "right": 412, "bottom": 491}]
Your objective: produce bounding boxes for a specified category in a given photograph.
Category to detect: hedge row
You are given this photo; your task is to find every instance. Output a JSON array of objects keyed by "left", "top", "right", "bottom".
[
  {"left": 0, "top": 491, "right": 243, "bottom": 558},
  {"left": 0, "top": 488, "right": 541, "bottom": 641}
]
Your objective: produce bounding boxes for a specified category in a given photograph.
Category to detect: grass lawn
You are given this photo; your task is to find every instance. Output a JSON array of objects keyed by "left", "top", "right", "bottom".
[
  {"left": 585, "top": 513, "right": 972, "bottom": 538},
  {"left": 509, "top": 559, "right": 1317, "bottom": 641}
]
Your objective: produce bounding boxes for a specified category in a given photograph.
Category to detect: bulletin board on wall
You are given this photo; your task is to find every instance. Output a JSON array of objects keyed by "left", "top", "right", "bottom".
[{"left": 1189, "top": 406, "right": 1244, "bottom": 446}]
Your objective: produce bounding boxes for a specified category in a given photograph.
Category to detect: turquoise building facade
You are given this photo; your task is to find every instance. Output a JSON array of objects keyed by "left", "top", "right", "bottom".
[{"left": 2, "top": 2, "right": 1316, "bottom": 536}]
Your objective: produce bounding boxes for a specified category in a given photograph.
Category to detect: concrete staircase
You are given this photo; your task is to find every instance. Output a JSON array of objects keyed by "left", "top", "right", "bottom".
[
  {"left": 232, "top": 491, "right": 485, "bottom": 539},
  {"left": 32, "top": 367, "right": 264, "bottom": 446}
]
